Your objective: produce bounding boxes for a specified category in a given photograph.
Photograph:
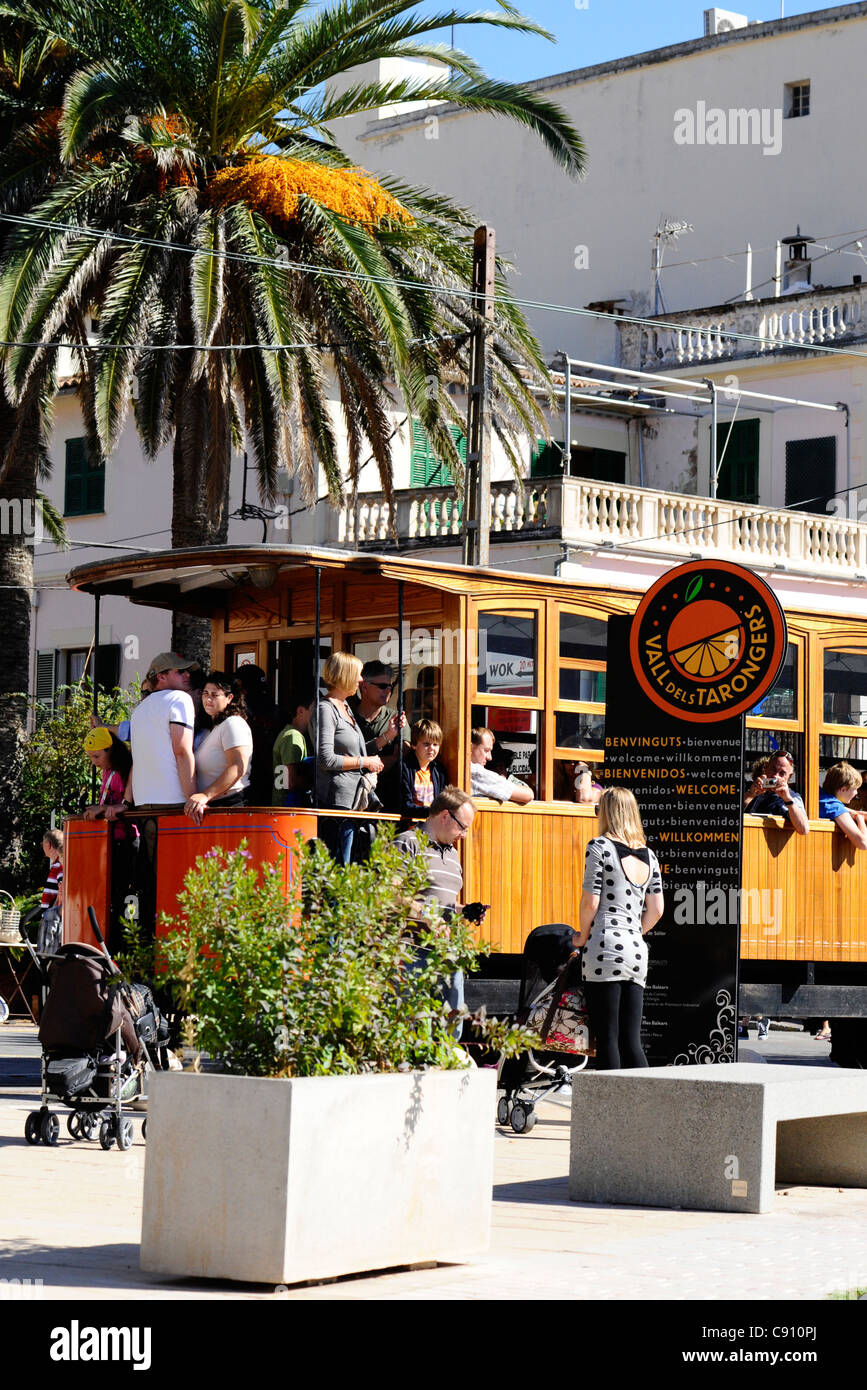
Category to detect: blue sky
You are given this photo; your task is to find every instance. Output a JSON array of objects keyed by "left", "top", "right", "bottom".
[{"left": 418, "top": 1, "right": 831, "bottom": 82}]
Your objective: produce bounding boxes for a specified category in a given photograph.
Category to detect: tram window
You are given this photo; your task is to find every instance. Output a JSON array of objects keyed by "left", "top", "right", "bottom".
[
  {"left": 820, "top": 737, "right": 867, "bottom": 809},
  {"left": 559, "top": 613, "right": 606, "bottom": 663},
  {"left": 559, "top": 668, "right": 606, "bottom": 704},
  {"left": 472, "top": 704, "right": 539, "bottom": 796},
  {"left": 748, "top": 643, "right": 797, "bottom": 722},
  {"left": 269, "top": 637, "right": 331, "bottom": 711},
  {"left": 555, "top": 711, "right": 605, "bottom": 751},
  {"left": 744, "top": 729, "right": 805, "bottom": 790},
  {"left": 353, "top": 629, "right": 440, "bottom": 726},
  {"left": 477, "top": 614, "right": 536, "bottom": 697},
  {"left": 823, "top": 650, "right": 867, "bottom": 726}
]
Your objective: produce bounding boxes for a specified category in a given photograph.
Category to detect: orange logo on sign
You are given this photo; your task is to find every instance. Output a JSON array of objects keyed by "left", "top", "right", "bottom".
[{"left": 630, "top": 562, "right": 787, "bottom": 724}]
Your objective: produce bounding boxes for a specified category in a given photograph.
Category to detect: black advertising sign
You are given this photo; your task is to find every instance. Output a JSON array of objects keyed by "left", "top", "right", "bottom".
[{"left": 605, "top": 561, "right": 787, "bottom": 1065}]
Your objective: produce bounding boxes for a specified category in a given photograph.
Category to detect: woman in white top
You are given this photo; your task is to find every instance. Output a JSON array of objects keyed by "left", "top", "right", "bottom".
[
  {"left": 574, "top": 787, "right": 664, "bottom": 1070},
  {"left": 185, "top": 672, "right": 253, "bottom": 823}
]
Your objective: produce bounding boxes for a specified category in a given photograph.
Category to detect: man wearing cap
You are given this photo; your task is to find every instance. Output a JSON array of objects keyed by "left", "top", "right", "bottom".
[{"left": 129, "top": 653, "right": 198, "bottom": 807}]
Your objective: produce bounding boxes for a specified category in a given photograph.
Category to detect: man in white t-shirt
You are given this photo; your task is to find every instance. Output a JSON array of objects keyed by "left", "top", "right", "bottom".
[
  {"left": 129, "top": 652, "right": 198, "bottom": 806},
  {"left": 469, "top": 727, "right": 534, "bottom": 805}
]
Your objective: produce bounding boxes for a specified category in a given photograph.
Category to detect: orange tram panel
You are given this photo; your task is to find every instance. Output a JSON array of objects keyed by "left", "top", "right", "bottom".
[{"left": 62, "top": 811, "right": 318, "bottom": 949}]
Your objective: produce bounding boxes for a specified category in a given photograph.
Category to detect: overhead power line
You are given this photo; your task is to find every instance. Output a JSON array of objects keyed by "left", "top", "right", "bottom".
[{"left": 4, "top": 211, "right": 867, "bottom": 363}]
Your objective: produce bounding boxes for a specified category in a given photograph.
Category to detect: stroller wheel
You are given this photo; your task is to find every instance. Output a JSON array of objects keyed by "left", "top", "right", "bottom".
[
  {"left": 24, "top": 1112, "right": 41, "bottom": 1145},
  {"left": 79, "top": 1112, "right": 97, "bottom": 1141},
  {"left": 142, "top": 1118, "right": 147, "bottom": 1141},
  {"left": 117, "top": 1118, "right": 134, "bottom": 1152},
  {"left": 496, "top": 1095, "right": 511, "bottom": 1126},
  {"left": 99, "top": 1117, "right": 115, "bottom": 1151},
  {"left": 40, "top": 1112, "right": 60, "bottom": 1146},
  {"left": 67, "top": 1112, "right": 81, "bottom": 1139},
  {"left": 510, "top": 1101, "right": 536, "bottom": 1134}
]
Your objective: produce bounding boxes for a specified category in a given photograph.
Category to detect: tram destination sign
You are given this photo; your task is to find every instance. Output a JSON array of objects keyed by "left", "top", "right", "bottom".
[{"left": 605, "top": 561, "right": 788, "bottom": 1066}]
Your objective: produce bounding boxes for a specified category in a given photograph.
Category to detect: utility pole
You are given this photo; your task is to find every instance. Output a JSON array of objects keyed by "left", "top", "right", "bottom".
[{"left": 462, "top": 224, "right": 495, "bottom": 568}]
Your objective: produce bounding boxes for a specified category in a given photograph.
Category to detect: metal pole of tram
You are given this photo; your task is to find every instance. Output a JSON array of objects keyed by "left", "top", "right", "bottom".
[
  {"left": 91, "top": 592, "right": 100, "bottom": 800},
  {"left": 397, "top": 581, "right": 405, "bottom": 787},
  {"left": 313, "top": 566, "right": 321, "bottom": 812}
]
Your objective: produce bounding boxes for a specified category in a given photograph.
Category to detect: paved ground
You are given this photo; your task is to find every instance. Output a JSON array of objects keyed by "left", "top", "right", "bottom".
[{"left": 2, "top": 1020, "right": 864, "bottom": 1304}]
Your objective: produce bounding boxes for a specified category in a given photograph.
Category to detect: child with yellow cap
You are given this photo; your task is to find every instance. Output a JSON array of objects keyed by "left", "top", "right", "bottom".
[{"left": 82, "top": 726, "right": 133, "bottom": 833}]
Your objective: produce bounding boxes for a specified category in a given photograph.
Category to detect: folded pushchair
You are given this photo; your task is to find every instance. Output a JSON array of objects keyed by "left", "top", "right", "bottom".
[
  {"left": 496, "top": 923, "right": 590, "bottom": 1135},
  {"left": 23, "top": 907, "right": 169, "bottom": 1151}
]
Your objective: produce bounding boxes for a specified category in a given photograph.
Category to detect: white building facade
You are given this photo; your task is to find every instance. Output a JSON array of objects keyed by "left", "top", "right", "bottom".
[{"left": 29, "top": 4, "right": 867, "bottom": 706}]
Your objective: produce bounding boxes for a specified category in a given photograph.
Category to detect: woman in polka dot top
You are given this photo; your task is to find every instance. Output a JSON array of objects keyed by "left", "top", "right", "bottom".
[{"left": 574, "top": 787, "right": 664, "bottom": 1070}]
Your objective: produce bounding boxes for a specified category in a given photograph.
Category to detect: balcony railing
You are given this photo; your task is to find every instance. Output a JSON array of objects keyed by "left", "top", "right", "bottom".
[
  {"left": 332, "top": 476, "right": 867, "bottom": 578},
  {"left": 334, "top": 480, "right": 557, "bottom": 547},
  {"left": 618, "top": 284, "right": 867, "bottom": 370}
]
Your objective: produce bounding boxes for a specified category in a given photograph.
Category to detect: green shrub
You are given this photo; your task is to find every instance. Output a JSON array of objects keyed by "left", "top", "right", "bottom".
[
  {"left": 159, "top": 831, "right": 532, "bottom": 1077},
  {"left": 11, "top": 679, "right": 137, "bottom": 893}
]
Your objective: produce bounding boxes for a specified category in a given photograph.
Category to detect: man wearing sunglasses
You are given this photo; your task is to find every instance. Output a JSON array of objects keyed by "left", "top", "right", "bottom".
[
  {"left": 395, "top": 786, "right": 488, "bottom": 1041},
  {"left": 349, "top": 660, "right": 407, "bottom": 769}
]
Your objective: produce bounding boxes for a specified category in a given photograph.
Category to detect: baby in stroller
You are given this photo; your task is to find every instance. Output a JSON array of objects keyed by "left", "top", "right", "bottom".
[
  {"left": 23, "top": 911, "right": 168, "bottom": 1151},
  {"left": 496, "top": 923, "right": 591, "bottom": 1134}
]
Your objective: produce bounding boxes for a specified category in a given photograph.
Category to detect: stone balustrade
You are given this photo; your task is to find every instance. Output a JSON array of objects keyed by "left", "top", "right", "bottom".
[
  {"left": 618, "top": 284, "right": 867, "bottom": 369},
  {"left": 336, "top": 479, "right": 555, "bottom": 547},
  {"left": 333, "top": 475, "right": 867, "bottom": 578}
]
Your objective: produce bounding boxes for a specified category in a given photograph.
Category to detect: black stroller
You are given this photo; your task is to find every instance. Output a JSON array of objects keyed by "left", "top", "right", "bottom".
[
  {"left": 496, "top": 923, "right": 590, "bottom": 1134},
  {"left": 23, "top": 907, "right": 168, "bottom": 1151}
]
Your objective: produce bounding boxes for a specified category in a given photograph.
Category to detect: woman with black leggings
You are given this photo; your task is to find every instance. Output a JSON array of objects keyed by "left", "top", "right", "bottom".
[{"left": 574, "top": 788, "right": 664, "bottom": 1070}]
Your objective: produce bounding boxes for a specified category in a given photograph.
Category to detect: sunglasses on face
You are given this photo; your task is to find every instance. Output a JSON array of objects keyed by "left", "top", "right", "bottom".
[
  {"left": 366, "top": 680, "right": 394, "bottom": 692},
  {"left": 447, "top": 808, "right": 471, "bottom": 834}
]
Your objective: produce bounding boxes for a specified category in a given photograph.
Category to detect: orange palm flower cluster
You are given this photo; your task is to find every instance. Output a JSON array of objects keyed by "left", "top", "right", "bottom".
[{"left": 207, "top": 155, "right": 414, "bottom": 229}]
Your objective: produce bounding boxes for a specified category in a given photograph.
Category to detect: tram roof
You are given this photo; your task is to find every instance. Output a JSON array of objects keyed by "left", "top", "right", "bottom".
[{"left": 66, "top": 543, "right": 613, "bottom": 615}]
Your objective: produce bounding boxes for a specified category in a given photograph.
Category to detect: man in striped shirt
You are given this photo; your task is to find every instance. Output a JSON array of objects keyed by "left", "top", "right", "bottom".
[{"left": 395, "top": 787, "right": 486, "bottom": 1039}]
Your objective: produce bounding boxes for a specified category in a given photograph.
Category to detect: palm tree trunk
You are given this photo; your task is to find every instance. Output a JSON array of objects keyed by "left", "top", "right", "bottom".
[
  {"left": 169, "top": 362, "right": 233, "bottom": 667},
  {"left": 0, "top": 391, "right": 39, "bottom": 876}
]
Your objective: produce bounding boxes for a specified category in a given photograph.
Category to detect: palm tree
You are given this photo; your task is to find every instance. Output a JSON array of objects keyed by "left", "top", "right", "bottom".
[
  {"left": 0, "top": 0, "right": 586, "bottom": 662},
  {"left": 0, "top": 18, "right": 85, "bottom": 873}
]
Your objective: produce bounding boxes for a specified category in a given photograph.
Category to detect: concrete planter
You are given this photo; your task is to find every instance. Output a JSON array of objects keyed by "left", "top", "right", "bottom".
[{"left": 140, "top": 1068, "right": 495, "bottom": 1286}]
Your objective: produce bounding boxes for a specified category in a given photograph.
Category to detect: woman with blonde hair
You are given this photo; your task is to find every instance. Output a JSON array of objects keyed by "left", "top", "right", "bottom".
[
  {"left": 314, "top": 651, "right": 384, "bottom": 864},
  {"left": 574, "top": 787, "right": 664, "bottom": 1069}
]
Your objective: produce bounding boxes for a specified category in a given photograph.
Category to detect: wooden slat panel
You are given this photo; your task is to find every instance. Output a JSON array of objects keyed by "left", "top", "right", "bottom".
[
  {"left": 467, "top": 805, "right": 598, "bottom": 953},
  {"left": 289, "top": 574, "right": 335, "bottom": 623},
  {"left": 467, "top": 809, "right": 867, "bottom": 964},
  {"left": 741, "top": 817, "right": 867, "bottom": 962}
]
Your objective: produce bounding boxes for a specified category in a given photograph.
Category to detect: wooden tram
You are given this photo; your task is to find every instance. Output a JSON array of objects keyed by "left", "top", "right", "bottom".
[{"left": 63, "top": 544, "right": 867, "bottom": 1027}]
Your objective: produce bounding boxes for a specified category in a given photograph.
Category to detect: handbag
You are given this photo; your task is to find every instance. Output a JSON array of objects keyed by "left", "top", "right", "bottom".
[{"left": 525, "top": 951, "right": 595, "bottom": 1057}]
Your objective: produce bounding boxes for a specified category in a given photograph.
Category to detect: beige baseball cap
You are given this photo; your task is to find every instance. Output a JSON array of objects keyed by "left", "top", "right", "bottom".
[{"left": 146, "top": 652, "right": 199, "bottom": 680}]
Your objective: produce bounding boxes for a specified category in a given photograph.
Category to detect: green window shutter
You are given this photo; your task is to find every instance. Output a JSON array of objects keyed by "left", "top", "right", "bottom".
[
  {"left": 64, "top": 437, "right": 105, "bottom": 516},
  {"left": 531, "top": 439, "right": 564, "bottom": 478},
  {"left": 410, "top": 420, "right": 461, "bottom": 487},
  {"left": 35, "top": 649, "right": 56, "bottom": 708}
]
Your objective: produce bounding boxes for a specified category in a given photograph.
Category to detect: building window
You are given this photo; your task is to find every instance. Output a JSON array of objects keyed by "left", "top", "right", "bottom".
[
  {"left": 784, "top": 81, "right": 810, "bottom": 118},
  {"left": 64, "top": 437, "right": 105, "bottom": 516},
  {"left": 716, "top": 418, "right": 759, "bottom": 505},
  {"left": 409, "top": 420, "right": 465, "bottom": 488},
  {"left": 785, "top": 436, "right": 836, "bottom": 514},
  {"left": 530, "top": 440, "right": 626, "bottom": 483}
]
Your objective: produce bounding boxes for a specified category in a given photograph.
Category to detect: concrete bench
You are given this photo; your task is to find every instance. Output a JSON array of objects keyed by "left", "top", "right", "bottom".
[{"left": 569, "top": 1063, "right": 867, "bottom": 1214}]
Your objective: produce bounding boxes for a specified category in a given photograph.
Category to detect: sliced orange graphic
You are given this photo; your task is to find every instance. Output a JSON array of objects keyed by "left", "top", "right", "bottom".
[
  {"left": 666, "top": 598, "right": 742, "bottom": 654},
  {"left": 672, "top": 627, "right": 743, "bottom": 678}
]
